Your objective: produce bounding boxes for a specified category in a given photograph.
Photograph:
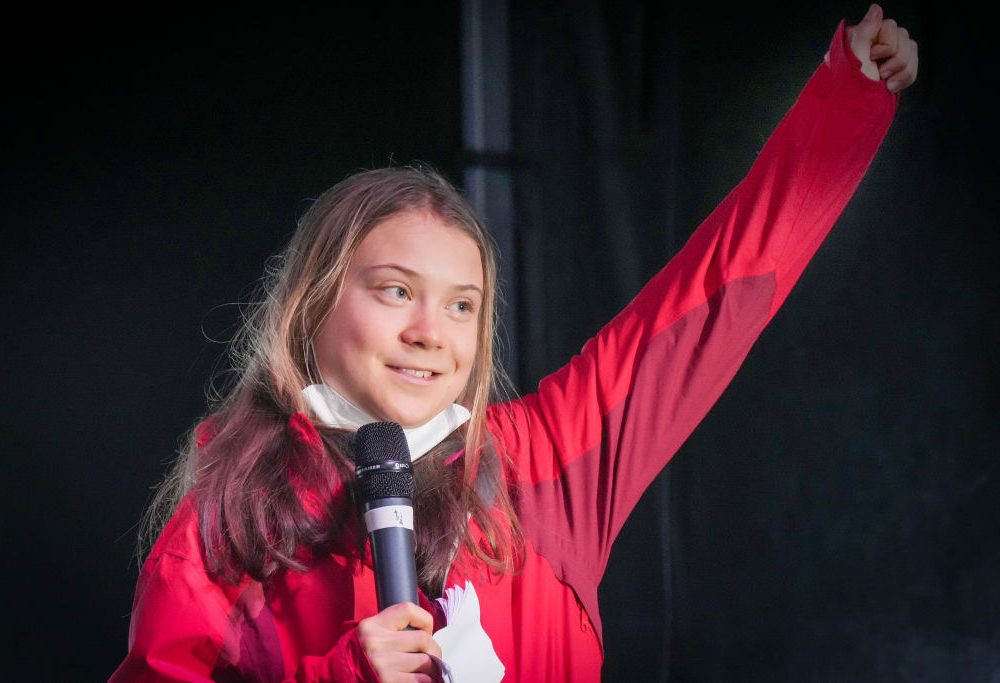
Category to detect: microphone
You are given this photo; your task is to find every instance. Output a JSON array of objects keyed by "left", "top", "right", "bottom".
[{"left": 353, "top": 421, "right": 419, "bottom": 611}]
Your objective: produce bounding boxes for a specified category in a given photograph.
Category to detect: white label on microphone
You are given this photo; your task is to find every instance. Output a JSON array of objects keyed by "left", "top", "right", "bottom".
[{"left": 364, "top": 505, "right": 414, "bottom": 532}]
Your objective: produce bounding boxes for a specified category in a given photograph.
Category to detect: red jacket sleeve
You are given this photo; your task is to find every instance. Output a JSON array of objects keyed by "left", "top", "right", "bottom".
[
  {"left": 487, "top": 20, "right": 898, "bottom": 642},
  {"left": 109, "top": 560, "right": 375, "bottom": 682},
  {"left": 289, "top": 631, "right": 377, "bottom": 683},
  {"left": 109, "top": 499, "right": 380, "bottom": 682},
  {"left": 109, "top": 551, "right": 227, "bottom": 681}
]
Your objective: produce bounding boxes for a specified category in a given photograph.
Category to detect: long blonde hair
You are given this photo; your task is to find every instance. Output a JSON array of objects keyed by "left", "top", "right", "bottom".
[{"left": 143, "top": 165, "right": 522, "bottom": 593}]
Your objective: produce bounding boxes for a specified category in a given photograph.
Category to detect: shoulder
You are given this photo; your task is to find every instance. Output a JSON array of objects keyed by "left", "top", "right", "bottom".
[
  {"left": 485, "top": 398, "right": 528, "bottom": 461},
  {"left": 145, "top": 491, "right": 204, "bottom": 567},
  {"left": 134, "top": 492, "right": 247, "bottom": 622}
]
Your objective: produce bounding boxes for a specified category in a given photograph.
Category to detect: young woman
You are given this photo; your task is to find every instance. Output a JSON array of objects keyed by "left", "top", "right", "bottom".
[{"left": 112, "top": 6, "right": 917, "bottom": 682}]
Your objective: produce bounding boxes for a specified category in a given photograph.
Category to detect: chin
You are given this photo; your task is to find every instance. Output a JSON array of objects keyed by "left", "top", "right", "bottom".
[
  {"left": 374, "top": 406, "right": 435, "bottom": 429},
  {"left": 372, "top": 394, "right": 454, "bottom": 429},
  {"left": 394, "top": 414, "right": 436, "bottom": 429}
]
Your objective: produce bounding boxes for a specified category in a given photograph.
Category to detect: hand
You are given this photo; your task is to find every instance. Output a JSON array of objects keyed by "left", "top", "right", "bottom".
[
  {"left": 847, "top": 4, "right": 919, "bottom": 93},
  {"left": 357, "top": 602, "right": 444, "bottom": 683}
]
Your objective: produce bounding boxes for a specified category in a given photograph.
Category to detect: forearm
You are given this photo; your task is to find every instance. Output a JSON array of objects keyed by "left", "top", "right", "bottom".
[{"left": 493, "top": 19, "right": 898, "bottom": 582}]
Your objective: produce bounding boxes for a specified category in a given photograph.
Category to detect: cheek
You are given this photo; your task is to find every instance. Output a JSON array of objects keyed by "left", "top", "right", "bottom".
[
  {"left": 456, "top": 330, "right": 479, "bottom": 374},
  {"left": 312, "top": 321, "right": 337, "bottom": 365},
  {"left": 315, "top": 319, "right": 368, "bottom": 379},
  {"left": 326, "top": 302, "right": 389, "bottom": 356}
]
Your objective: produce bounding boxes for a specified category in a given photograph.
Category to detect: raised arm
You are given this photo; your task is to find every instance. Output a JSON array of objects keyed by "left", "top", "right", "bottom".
[{"left": 487, "top": 7, "right": 916, "bottom": 631}]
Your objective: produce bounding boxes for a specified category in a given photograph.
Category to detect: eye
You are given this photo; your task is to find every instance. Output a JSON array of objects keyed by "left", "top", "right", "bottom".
[
  {"left": 449, "top": 299, "right": 476, "bottom": 317},
  {"left": 379, "top": 285, "right": 411, "bottom": 302}
]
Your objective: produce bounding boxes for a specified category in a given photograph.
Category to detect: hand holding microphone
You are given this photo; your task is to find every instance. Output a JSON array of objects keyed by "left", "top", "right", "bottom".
[{"left": 353, "top": 422, "right": 444, "bottom": 682}]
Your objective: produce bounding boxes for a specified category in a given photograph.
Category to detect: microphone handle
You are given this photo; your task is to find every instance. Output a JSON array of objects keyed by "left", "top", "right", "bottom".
[{"left": 364, "top": 496, "right": 419, "bottom": 611}]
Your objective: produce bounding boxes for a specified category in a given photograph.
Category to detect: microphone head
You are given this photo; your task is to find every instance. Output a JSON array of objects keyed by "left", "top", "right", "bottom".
[{"left": 353, "top": 421, "right": 414, "bottom": 504}]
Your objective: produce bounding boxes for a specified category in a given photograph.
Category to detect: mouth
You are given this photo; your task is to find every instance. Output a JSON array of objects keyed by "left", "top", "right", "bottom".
[{"left": 387, "top": 366, "right": 438, "bottom": 380}]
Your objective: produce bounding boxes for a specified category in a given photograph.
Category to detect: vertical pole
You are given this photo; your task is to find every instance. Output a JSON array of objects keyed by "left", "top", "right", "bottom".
[{"left": 461, "top": 0, "right": 519, "bottom": 388}]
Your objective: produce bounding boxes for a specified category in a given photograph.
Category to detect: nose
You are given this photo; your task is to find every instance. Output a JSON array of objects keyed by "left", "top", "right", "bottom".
[{"left": 400, "top": 303, "right": 444, "bottom": 349}]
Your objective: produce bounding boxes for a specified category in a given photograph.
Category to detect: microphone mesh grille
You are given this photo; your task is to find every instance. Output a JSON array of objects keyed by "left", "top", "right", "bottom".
[{"left": 353, "top": 421, "right": 414, "bottom": 502}]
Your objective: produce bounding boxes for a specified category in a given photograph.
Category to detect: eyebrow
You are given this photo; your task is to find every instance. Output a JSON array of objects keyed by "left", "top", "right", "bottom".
[{"left": 365, "top": 263, "right": 484, "bottom": 297}]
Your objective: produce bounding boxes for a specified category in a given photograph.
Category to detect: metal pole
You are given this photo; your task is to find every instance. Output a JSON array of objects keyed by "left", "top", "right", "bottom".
[{"left": 461, "top": 0, "right": 519, "bottom": 388}]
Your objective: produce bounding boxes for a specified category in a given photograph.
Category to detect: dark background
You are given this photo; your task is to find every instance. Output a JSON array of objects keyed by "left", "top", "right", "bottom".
[{"left": 3, "top": 2, "right": 997, "bottom": 680}]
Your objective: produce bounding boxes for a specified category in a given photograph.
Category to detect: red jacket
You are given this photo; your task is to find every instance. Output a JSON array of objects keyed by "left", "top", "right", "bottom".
[{"left": 111, "top": 21, "right": 896, "bottom": 682}]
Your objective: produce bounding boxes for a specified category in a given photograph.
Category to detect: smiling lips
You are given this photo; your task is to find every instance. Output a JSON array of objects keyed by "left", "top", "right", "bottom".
[{"left": 389, "top": 366, "right": 438, "bottom": 379}]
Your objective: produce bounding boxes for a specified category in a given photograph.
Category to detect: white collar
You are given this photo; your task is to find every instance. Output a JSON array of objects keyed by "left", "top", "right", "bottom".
[{"left": 301, "top": 383, "right": 471, "bottom": 462}]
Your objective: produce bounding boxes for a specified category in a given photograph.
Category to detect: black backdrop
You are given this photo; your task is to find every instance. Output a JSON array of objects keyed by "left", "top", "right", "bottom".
[{"left": 3, "top": 2, "right": 997, "bottom": 680}]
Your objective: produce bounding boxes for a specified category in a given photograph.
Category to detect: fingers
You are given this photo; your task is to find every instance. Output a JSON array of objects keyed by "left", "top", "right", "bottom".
[
  {"left": 358, "top": 602, "right": 444, "bottom": 682},
  {"left": 853, "top": 4, "right": 884, "bottom": 43},
  {"left": 359, "top": 623, "right": 440, "bottom": 655},
  {"left": 870, "top": 22, "right": 919, "bottom": 93},
  {"left": 850, "top": 3, "right": 919, "bottom": 94},
  {"left": 877, "top": 51, "right": 919, "bottom": 93},
  {"left": 847, "top": 4, "right": 885, "bottom": 81},
  {"left": 370, "top": 601, "right": 436, "bottom": 634},
  {"left": 874, "top": 18, "right": 900, "bottom": 57},
  {"left": 369, "top": 651, "right": 441, "bottom": 682}
]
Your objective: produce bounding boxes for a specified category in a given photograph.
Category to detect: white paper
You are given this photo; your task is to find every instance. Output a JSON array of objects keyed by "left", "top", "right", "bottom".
[{"left": 433, "top": 581, "right": 505, "bottom": 683}]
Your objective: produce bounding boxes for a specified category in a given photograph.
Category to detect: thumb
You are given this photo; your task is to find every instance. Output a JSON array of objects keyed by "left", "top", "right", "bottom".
[{"left": 853, "top": 4, "right": 884, "bottom": 42}]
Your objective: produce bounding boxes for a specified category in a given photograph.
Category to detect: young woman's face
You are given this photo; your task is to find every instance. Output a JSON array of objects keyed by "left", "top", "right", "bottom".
[{"left": 313, "top": 209, "right": 484, "bottom": 428}]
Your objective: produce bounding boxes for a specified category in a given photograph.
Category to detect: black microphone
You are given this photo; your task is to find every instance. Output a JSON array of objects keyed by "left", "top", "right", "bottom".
[{"left": 353, "top": 421, "right": 418, "bottom": 611}]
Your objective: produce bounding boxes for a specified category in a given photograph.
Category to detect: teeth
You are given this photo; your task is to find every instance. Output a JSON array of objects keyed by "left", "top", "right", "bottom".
[{"left": 397, "top": 368, "right": 432, "bottom": 378}]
